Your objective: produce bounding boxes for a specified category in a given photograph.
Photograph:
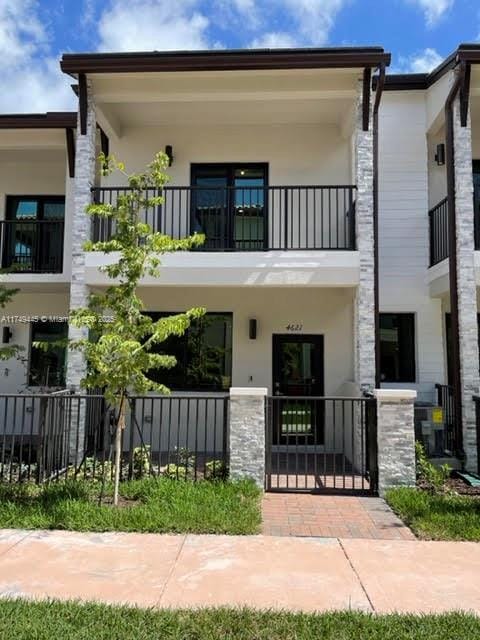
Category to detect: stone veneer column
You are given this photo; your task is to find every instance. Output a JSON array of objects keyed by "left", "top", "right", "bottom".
[
  {"left": 354, "top": 78, "right": 376, "bottom": 394},
  {"left": 65, "top": 80, "right": 96, "bottom": 462},
  {"left": 453, "top": 94, "right": 480, "bottom": 472},
  {"left": 66, "top": 79, "right": 96, "bottom": 390},
  {"left": 229, "top": 388, "right": 267, "bottom": 488},
  {"left": 374, "top": 389, "right": 417, "bottom": 496}
]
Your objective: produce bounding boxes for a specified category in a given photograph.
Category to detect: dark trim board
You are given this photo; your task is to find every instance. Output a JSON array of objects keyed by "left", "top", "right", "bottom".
[
  {"left": 0, "top": 112, "right": 77, "bottom": 129},
  {"left": 61, "top": 47, "right": 390, "bottom": 75}
]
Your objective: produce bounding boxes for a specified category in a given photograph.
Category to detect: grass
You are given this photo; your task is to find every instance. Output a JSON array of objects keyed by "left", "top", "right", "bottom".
[
  {"left": 386, "top": 487, "right": 480, "bottom": 541},
  {"left": 0, "top": 600, "right": 479, "bottom": 640},
  {"left": 0, "top": 478, "right": 261, "bottom": 535}
]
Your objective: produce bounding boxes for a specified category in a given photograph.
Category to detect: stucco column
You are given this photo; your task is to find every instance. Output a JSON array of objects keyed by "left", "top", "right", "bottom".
[
  {"left": 354, "top": 79, "right": 376, "bottom": 394},
  {"left": 453, "top": 94, "right": 480, "bottom": 471},
  {"left": 66, "top": 79, "right": 96, "bottom": 391},
  {"left": 374, "top": 389, "right": 417, "bottom": 496},
  {"left": 229, "top": 387, "right": 267, "bottom": 488}
]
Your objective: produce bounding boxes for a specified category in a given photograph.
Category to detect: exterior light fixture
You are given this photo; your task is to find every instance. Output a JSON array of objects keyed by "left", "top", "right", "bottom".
[
  {"left": 249, "top": 318, "right": 257, "bottom": 340},
  {"left": 165, "top": 145, "right": 174, "bottom": 166},
  {"left": 2, "top": 327, "right": 12, "bottom": 344},
  {"left": 435, "top": 143, "right": 445, "bottom": 166}
]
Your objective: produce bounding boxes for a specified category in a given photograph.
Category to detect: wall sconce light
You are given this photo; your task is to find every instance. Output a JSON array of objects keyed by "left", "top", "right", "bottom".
[
  {"left": 165, "top": 145, "right": 174, "bottom": 166},
  {"left": 2, "top": 327, "right": 12, "bottom": 344},
  {"left": 435, "top": 143, "right": 445, "bottom": 166},
  {"left": 249, "top": 319, "right": 257, "bottom": 340}
]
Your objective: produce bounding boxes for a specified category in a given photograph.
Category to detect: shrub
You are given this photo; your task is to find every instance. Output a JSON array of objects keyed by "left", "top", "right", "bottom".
[
  {"left": 205, "top": 459, "right": 228, "bottom": 480},
  {"left": 133, "top": 446, "right": 150, "bottom": 479},
  {"left": 415, "top": 441, "right": 451, "bottom": 493}
]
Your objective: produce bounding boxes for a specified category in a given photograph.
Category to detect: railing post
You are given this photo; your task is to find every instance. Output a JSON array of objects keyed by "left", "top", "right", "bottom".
[
  {"left": 284, "top": 188, "right": 288, "bottom": 250},
  {"left": 229, "top": 388, "right": 267, "bottom": 488},
  {"left": 374, "top": 389, "right": 417, "bottom": 496}
]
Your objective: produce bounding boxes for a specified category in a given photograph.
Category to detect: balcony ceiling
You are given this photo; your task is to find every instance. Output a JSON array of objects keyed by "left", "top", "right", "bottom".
[{"left": 93, "top": 68, "right": 360, "bottom": 130}]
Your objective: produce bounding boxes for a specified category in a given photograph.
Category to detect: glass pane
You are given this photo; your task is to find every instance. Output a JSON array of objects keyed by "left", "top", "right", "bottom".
[
  {"left": 234, "top": 170, "right": 265, "bottom": 250},
  {"left": 10, "top": 199, "right": 38, "bottom": 220},
  {"left": 43, "top": 201, "right": 65, "bottom": 219},
  {"left": 29, "top": 322, "right": 67, "bottom": 387},
  {"left": 380, "top": 314, "right": 415, "bottom": 382},
  {"left": 148, "top": 313, "right": 233, "bottom": 391}
]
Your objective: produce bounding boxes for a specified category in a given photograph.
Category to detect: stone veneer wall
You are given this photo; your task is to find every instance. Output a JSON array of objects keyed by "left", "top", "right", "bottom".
[
  {"left": 375, "top": 389, "right": 417, "bottom": 496},
  {"left": 66, "top": 79, "right": 96, "bottom": 390},
  {"left": 355, "top": 78, "right": 376, "bottom": 394},
  {"left": 229, "top": 388, "right": 267, "bottom": 488},
  {"left": 452, "top": 92, "right": 480, "bottom": 472}
]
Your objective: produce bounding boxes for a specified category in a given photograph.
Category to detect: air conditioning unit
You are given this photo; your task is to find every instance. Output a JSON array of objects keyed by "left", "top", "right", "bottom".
[{"left": 414, "top": 402, "right": 445, "bottom": 457}]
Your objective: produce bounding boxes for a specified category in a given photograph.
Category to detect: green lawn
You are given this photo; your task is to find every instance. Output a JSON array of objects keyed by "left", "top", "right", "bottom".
[
  {"left": 0, "top": 478, "right": 261, "bottom": 535},
  {"left": 386, "top": 487, "right": 480, "bottom": 541},
  {"left": 0, "top": 600, "right": 479, "bottom": 640}
]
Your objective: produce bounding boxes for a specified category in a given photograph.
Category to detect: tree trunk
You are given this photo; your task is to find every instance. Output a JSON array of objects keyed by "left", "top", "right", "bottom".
[{"left": 113, "top": 397, "right": 126, "bottom": 506}]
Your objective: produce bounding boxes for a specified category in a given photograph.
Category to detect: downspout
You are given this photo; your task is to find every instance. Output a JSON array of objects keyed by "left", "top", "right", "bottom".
[
  {"left": 445, "top": 61, "right": 466, "bottom": 460},
  {"left": 373, "top": 63, "right": 386, "bottom": 389}
]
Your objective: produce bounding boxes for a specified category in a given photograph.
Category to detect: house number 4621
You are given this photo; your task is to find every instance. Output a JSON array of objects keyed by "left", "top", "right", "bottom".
[{"left": 286, "top": 323, "right": 303, "bottom": 332}]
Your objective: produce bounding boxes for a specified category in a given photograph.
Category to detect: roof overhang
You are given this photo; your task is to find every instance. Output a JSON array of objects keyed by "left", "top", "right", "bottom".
[
  {"left": 0, "top": 112, "right": 77, "bottom": 129},
  {"left": 61, "top": 47, "right": 391, "bottom": 76}
]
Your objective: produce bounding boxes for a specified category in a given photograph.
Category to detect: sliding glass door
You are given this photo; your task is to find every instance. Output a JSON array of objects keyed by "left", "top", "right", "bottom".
[{"left": 191, "top": 163, "right": 268, "bottom": 250}]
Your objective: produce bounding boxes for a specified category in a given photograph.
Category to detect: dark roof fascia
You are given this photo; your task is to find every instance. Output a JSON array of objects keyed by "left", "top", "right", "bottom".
[
  {"left": 0, "top": 112, "right": 77, "bottom": 129},
  {"left": 60, "top": 47, "right": 391, "bottom": 75},
  {"left": 383, "top": 50, "right": 458, "bottom": 91}
]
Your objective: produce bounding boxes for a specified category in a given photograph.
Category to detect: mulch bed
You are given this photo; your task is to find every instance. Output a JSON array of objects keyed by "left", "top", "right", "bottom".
[{"left": 445, "top": 475, "right": 480, "bottom": 496}]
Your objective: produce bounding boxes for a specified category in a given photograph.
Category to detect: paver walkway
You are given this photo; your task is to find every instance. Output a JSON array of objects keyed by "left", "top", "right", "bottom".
[
  {"left": 1, "top": 529, "right": 480, "bottom": 613},
  {"left": 262, "top": 493, "right": 415, "bottom": 539}
]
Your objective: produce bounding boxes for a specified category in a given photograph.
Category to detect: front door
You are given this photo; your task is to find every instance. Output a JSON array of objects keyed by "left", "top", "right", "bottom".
[{"left": 272, "top": 334, "right": 324, "bottom": 445}]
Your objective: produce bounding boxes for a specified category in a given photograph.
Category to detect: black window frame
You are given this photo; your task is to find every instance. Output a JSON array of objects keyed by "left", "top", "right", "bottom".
[
  {"left": 379, "top": 313, "right": 416, "bottom": 383},
  {"left": 28, "top": 320, "right": 68, "bottom": 388},
  {"left": 190, "top": 163, "right": 269, "bottom": 251},
  {"left": 6, "top": 195, "right": 65, "bottom": 221},
  {"left": 146, "top": 311, "right": 233, "bottom": 392}
]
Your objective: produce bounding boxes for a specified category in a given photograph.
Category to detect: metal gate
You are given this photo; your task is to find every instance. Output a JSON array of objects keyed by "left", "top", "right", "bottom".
[{"left": 265, "top": 396, "right": 377, "bottom": 494}]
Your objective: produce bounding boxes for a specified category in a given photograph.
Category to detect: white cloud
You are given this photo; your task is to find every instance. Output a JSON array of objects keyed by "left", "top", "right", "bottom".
[
  {"left": 0, "top": 0, "right": 74, "bottom": 112},
  {"left": 250, "top": 32, "right": 297, "bottom": 49},
  {"left": 396, "top": 47, "right": 444, "bottom": 73},
  {"left": 97, "top": 0, "right": 211, "bottom": 52},
  {"left": 406, "top": 0, "right": 454, "bottom": 26},
  {"left": 247, "top": 0, "right": 347, "bottom": 48}
]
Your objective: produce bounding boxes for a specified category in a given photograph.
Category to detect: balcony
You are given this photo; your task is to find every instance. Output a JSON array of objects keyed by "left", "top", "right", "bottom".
[
  {"left": 0, "top": 220, "right": 64, "bottom": 274},
  {"left": 92, "top": 185, "right": 357, "bottom": 252},
  {"left": 429, "top": 186, "right": 480, "bottom": 268}
]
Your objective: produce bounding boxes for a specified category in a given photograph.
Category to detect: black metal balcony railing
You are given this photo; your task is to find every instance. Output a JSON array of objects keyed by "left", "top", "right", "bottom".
[
  {"left": 0, "top": 220, "right": 64, "bottom": 274},
  {"left": 429, "top": 197, "right": 449, "bottom": 267},
  {"left": 91, "top": 185, "right": 357, "bottom": 251}
]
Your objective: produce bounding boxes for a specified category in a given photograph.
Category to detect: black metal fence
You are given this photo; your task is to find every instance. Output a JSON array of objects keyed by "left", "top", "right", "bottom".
[
  {"left": 435, "top": 384, "right": 456, "bottom": 455},
  {"left": 265, "top": 396, "right": 377, "bottom": 494},
  {"left": 429, "top": 197, "right": 449, "bottom": 267},
  {"left": 0, "top": 393, "right": 229, "bottom": 483},
  {"left": 92, "top": 185, "right": 357, "bottom": 251},
  {"left": 0, "top": 220, "right": 64, "bottom": 273}
]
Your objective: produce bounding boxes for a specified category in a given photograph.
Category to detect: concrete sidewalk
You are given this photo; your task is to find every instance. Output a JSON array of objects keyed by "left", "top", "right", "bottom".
[{"left": 0, "top": 529, "right": 480, "bottom": 614}]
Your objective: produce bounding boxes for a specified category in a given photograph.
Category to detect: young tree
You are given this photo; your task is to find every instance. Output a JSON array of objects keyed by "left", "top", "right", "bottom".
[{"left": 69, "top": 152, "right": 205, "bottom": 504}]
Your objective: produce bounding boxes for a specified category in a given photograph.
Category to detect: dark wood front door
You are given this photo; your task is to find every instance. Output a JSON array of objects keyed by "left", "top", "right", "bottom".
[{"left": 272, "top": 334, "right": 324, "bottom": 445}]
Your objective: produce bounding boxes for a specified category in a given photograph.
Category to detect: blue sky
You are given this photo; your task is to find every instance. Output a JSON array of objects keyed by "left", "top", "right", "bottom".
[{"left": 1, "top": 0, "right": 479, "bottom": 112}]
